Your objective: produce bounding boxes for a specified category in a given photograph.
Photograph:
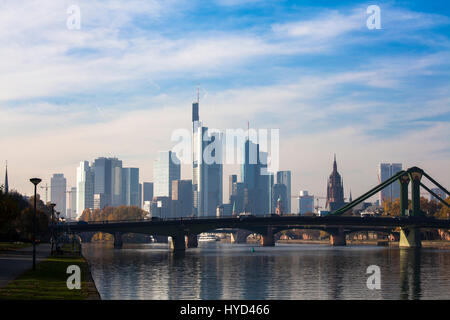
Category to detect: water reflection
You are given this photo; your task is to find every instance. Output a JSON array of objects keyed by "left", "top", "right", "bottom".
[
  {"left": 81, "top": 243, "right": 450, "bottom": 300},
  {"left": 400, "top": 249, "right": 421, "bottom": 300}
]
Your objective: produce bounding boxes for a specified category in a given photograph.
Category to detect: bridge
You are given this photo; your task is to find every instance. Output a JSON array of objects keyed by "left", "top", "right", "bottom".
[{"left": 55, "top": 166, "right": 450, "bottom": 251}]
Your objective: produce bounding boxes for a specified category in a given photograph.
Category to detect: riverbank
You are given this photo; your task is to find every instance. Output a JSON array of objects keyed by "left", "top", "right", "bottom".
[
  {"left": 0, "top": 251, "right": 100, "bottom": 300},
  {"left": 276, "top": 239, "right": 450, "bottom": 248},
  {"left": 0, "top": 242, "right": 31, "bottom": 252}
]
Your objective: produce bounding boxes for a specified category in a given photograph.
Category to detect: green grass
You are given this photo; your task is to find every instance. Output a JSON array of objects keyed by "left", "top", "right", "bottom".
[
  {"left": 0, "top": 242, "right": 31, "bottom": 252},
  {"left": 0, "top": 255, "right": 99, "bottom": 300}
]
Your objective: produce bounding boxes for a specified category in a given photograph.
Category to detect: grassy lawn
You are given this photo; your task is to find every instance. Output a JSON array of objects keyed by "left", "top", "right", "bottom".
[
  {"left": 0, "top": 242, "right": 31, "bottom": 252},
  {"left": 0, "top": 255, "right": 100, "bottom": 300}
]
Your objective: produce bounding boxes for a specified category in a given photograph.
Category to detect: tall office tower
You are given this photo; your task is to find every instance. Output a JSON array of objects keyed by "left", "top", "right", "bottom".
[
  {"left": 229, "top": 175, "right": 237, "bottom": 202},
  {"left": 430, "top": 188, "right": 447, "bottom": 202},
  {"left": 240, "top": 140, "right": 271, "bottom": 215},
  {"left": 192, "top": 100, "right": 223, "bottom": 217},
  {"left": 122, "top": 168, "right": 140, "bottom": 207},
  {"left": 51, "top": 173, "right": 67, "bottom": 217},
  {"left": 150, "top": 196, "right": 171, "bottom": 218},
  {"left": 326, "top": 154, "right": 345, "bottom": 211},
  {"left": 93, "top": 193, "right": 107, "bottom": 210},
  {"left": 378, "top": 163, "right": 402, "bottom": 205},
  {"left": 277, "top": 171, "right": 292, "bottom": 214},
  {"left": 154, "top": 151, "right": 180, "bottom": 198},
  {"left": 138, "top": 183, "right": 142, "bottom": 208},
  {"left": 298, "top": 190, "right": 314, "bottom": 215},
  {"left": 272, "top": 183, "right": 287, "bottom": 214},
  {"left": 111, "top": 158, "right": 123, "bottom": 206},
  {"left": 70, "top": 186, "right": 77, "bottom": 218},
  {"left": 142, "top": 182, "right": 154, "bottom": 207},
  {"left": 230, "top": 181, "right": 244, "bottom": 215},
  {"left": 76, "top": 161, "right": 94, "bottom": 216},
  {"left": 172, "top": 179, "right": 193, "bottom": 218}
]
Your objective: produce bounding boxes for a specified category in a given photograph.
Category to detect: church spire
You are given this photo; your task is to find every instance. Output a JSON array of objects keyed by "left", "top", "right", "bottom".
[
  {"left": 4, "top": 161, "right": 8, "bottom": 194},
  {"left": 333, "top": 153, "right": 337, "bottom": 171}
]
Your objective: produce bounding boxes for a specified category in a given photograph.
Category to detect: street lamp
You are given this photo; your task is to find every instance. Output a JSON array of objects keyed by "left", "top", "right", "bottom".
[
  {"left": 50, "top": 203, "right": 56, "bottom": 255},
  {"left": 30, "top": 177, "right": 42, "bottom": 271}
]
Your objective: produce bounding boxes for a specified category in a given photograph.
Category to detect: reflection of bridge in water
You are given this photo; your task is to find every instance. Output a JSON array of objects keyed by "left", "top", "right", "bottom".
[{"left": 56, "top": 166, "right": 449, "bottom": 251}]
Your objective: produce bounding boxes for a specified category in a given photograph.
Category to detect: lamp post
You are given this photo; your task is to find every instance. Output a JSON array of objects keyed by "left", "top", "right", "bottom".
[
  {"left": 30, "top": 178, "right": 42, "bottom": 271},
  {"left": 49, "top": 203, "right": 56, "bottom": 255}
]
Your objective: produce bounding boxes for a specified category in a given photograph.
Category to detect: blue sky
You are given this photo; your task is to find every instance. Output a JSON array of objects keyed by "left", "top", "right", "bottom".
[{"left": 0, "top": 0, "right": 449, "bottom": 209}]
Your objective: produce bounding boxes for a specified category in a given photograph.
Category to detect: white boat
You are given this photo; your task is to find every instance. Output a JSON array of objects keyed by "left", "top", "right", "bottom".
[{"left": 197, "top": 233, "right": 219, "bottom": 242}]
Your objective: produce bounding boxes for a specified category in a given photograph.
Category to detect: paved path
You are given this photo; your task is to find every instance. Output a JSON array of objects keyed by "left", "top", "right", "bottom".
[{"left": 0, "top": 244, "right": 51, "bottom": 288}]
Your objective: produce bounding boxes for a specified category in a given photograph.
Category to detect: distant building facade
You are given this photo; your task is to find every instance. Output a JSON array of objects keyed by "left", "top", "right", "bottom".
[
  {"left": 154, "top": 151, "right": 180, "bottom": 198},
  {"left": 192, "top": 101, "right": 223, "bottom": 217},
  {"left": 142, "top": 182, "right": 154, "bottom": 208},
  {"left": 378, "top": 163, "right": 402, "bottom": 205},
  {"left": 298, "top": 190, "right": 314, "bottom": 215},
  {"left": 277, "top": 171, "right": 291, "bottom": 214},
  {"left": 171, "top": 179, "right": 193, "bottom": 218},
  {"left": 76, "top": 161, "right": 94, "bottom": 216},
  {"left": 122, "top": 167, "right": 140, "bottom": 207},
  {"left": 51, "top": 173, "right": 67, "bottom": 217}
]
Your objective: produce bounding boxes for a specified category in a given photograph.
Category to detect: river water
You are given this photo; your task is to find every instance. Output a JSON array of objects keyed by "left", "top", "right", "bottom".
[{"left": 82, "top": 242, "right": 450, "bottom": 300}]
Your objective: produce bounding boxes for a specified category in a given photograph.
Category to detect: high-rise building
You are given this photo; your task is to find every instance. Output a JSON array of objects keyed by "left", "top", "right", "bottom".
[
  {"left": 277, "top": 171, "right": 291, "bottom": 214},
  {"left": 172, "top": 179, "right": 193, "bottom": 218},
  {"left": 229, "top": 175, "right": 237, "bottom": 202},
  {"left": 70, "top": 187, "right": 77, "bottom": 219},
  {"left": 76, "top": 161, "right": 94, "bottom": 216},
  {"left": 92, "top": 157, "right": 124, "bottom": 207},
  {"left": 142, "top": 182, "right": 154, "bottom": 207},
  {"left": 230, "top": 181, "right": 244, "bottom": 215},
  {"left": 122, "top": 168, "right": 140, "bottom": 207},
  {"left": 154, "top": 151, "right": 180, "bottom": 198},
  {"left": 241, "top": 140, "right": 272, "bottom": 215},
  {"left": 298, "top": 190, "right": 314, "bottom": 215},
  {"left": 192, "top": 100, "right": 223, "bottom": 217},
  {"left": 151, "top": 196, "right": 171, "bottom": 219},
  {"left": 51, "top": 173, "right": 67, "bottom": 217},
  {"left": 326, "top": 154, "right": 345, "bottom": 211},
  {"left": 378, "top": 163, "right": 402, "bottom": 205}
]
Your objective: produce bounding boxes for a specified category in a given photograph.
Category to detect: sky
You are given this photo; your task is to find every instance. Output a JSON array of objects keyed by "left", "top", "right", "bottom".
[{"left": 1, "top": 0, "right": 449, "bottom": 213}]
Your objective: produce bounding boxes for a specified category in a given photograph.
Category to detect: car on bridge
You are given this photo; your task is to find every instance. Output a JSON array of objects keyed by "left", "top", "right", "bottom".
[{"left": 77, "top": 220, "right": 88, "bottom": 225}]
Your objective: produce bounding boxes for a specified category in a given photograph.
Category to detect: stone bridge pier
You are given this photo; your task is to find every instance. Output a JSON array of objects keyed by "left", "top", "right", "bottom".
[
  {"left": 231, "top": 230, "right": 251, "bottom": 244},
  {"left": 113, "top": 232, "right": 123, "bottom": 249},
  {"left": 328, "top": 228, "right": 346, "bottom": 246},
  {"left": 185, "top": 234, "right": 198, "bottom": 248},
  {"left": 169, "top": 232, "right": 186, "bottom": 251},
  {"left": 260, "top": 227, "right": 275, "bottom": 247}
]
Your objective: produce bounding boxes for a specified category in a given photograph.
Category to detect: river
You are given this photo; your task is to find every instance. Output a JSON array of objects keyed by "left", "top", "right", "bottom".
[{"left": 82, "top": 242, "right": 450, "bottom": 300}]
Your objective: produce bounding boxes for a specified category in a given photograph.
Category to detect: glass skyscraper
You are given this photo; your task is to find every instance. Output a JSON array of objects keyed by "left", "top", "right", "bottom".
[
  {"left": 122, "top": 167, "right": 140, "bottom": 207},
  {"left": 277, "top": 171, "right": 291, "bottom": 214},
  {"left": 76, "top": 161, "right": 94, "bottom": 216},
  {"left": 50, "top": 173, "right": 66, "bottom": 218},
  {"left": 192, "top": 101, "right": 223, "bottom": 217},
  {"left": 154, "top": 151, "right": 180, "bottom": 198},
  {"left": 379, "top": 163, "right": 402, "bottom": 205}
]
